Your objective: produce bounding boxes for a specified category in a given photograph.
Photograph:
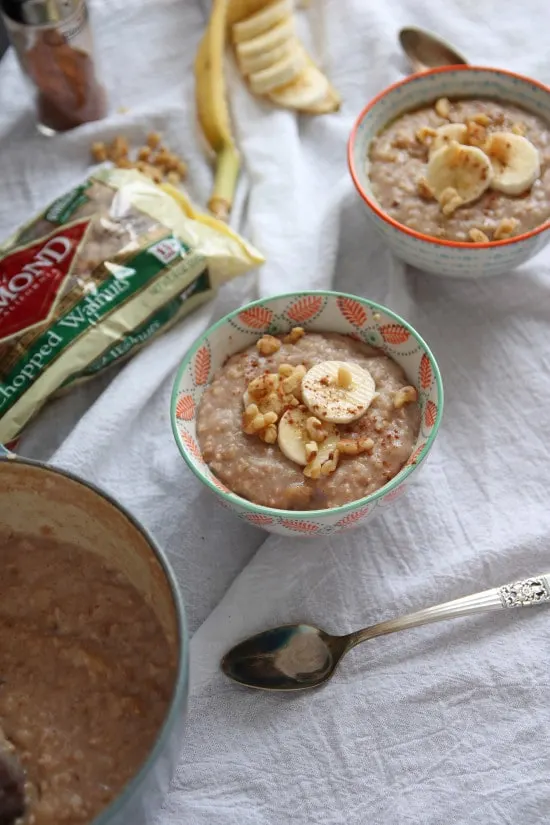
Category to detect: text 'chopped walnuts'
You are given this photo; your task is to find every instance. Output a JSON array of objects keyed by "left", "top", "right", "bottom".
[
  {"left": 91, "top": 134, "right": 188, "bottom": 185},
  {"left": 394, "top": 386, "right": 418, "bottom": 409}
]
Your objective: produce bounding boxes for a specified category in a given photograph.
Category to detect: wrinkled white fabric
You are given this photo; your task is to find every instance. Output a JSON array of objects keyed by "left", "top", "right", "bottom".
[{"left": 2, "top": 0, "right": 550, "bottom": 822}]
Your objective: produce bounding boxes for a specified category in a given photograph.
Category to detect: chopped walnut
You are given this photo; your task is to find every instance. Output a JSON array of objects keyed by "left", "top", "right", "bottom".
[
  {"left": 465, "top": 119, "right": 487, "bottom": 148},
  {"left": 439, "top": 186, "right": 463, "bottom": 216},
  {"left": 392, "top": 132, "right": 413, "bottom": 149},
  {"left": 337, "top": 437, "right": 374, "bottom": 456},
  {"left": 115, "top": 157, "right": 132, "bottom": 169},
  {"left": 277, "top": 363, "right": 294, "bottom": 378},
  {"left": 109, "top": 135, "right": 129, "bottom": 161},
  {"left": 247, "top": 373, "right": 279, "bottom": 401},
  {"left": 493, "top": 217, "right": 520, "bottom": 240},
  {"left": 394, "top": 386, "right": 418, "bottom": 409},
  {"left": 259, "top": 424, "right": 278, "bottom": 444},
  {"left": 468, "top": 228, "right": 490, "bottom": 243},
  {"left": 136, "top": 161, "right": 162, "bottom": 183},
  {"left": 305, "top": 416, "right": 329, "bottom": 443},
  {"left": 147, "top": 131, "right": 162, "bottom": 149},
  {"left": 512, "top": 122, "right": 527, "bottom": 136},
  {"left": 435, "top": 97, "right": 451, "bottom": 119},
  {"left": 283, "top": 327, "right": 305, "bottom": 344},
  {"left": 471, "top": 113, "right": 491, "bottom": 126},
  {"left": 137, "top": 146, "right": 151, "bottom": 162},
  {"left": 337, "top": 366, "right": 353, "bottom": 389},
  {"left": 304, "top": 449, "right": 340, "bottom": 479},
  {"left": 91, "top": 141, "right": 108, "bottom": 162},
  {"left": 281, "top": 364, "right": 306, "bottom": 396},
  {"left": 416, "top": 126, "right": 437, "bottom": 144},
  {"left": 166, "top": 170, "right": 183, "bottom": 185},
  {"left": 417, "top": 176, "right": 434, "bottom": 200},
  {"left": 256, "top": 335, "right": 281, "bottom": 356},
  {"left": 305, "top": 441, "right": 319, "bottom": 462}
]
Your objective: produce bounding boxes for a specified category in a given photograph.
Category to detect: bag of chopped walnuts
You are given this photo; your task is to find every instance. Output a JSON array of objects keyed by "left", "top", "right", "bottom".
[{"left": 0, "top": 168, "right": 264, "bottom": 443}]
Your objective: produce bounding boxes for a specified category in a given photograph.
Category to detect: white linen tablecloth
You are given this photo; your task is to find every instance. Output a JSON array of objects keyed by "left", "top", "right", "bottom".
[{"left": 2, "top": 0, "right": 550, "bottom": 822}]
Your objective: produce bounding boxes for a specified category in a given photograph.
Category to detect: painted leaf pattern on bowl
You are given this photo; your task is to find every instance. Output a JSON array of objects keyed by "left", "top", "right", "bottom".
[
  {"left": 194, "top": 346, "right": 211, "bottom": 386},
  {"left": 286, "top": 295, "right": 324, "bottom": 323},
  {"left": 336, "top": 296, "right": 367, "bottom": 327},
  {"left": 238, "top": 306, "right": 273, "bottom": 330}
]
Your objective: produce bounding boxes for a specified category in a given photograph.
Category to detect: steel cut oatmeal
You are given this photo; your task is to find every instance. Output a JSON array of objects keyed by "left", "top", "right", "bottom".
[{"left": 197, "top": 329, "right": 420, "bottom": 510}]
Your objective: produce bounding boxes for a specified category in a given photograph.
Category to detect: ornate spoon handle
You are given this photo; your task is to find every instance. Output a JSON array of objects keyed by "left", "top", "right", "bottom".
[{"left": 349, "top": 575, "right": 550, "bottom": 648}]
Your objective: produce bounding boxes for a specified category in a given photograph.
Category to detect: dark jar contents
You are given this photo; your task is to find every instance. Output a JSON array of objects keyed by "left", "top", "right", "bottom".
[{"left": 1, "top": 0, "right": 107, "bottom": 134}]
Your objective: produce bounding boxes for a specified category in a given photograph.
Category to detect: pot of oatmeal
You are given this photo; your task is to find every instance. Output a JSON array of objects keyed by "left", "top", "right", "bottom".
[
  {"left": 0, "top": 451, "right": 188, "bottom": 825},
  {"left": 348, "top": 66, "right": 550, "bottom": 277},
  {"left": 171, "top": 291, "right": 443, "bottom": 537}
]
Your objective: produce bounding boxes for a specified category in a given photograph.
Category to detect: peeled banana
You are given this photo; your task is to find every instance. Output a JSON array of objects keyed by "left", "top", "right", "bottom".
[
  {"left": 194, "top": 0, "right": 240, "bottom": 220},
  {"left": 486, "top": 132, "right": 541, "bottom": 195},
  {"left": 229, "top": 0, "right": 340, "bottom": 115}
]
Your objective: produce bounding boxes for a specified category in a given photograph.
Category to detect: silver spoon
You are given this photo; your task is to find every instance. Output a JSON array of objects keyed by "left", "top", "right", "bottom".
[
  {"left": 222, "top": 573, "right": 550, "bottom": 691},
  {"left": 399, "top": 26, "right": 468, "bottom": 74}
]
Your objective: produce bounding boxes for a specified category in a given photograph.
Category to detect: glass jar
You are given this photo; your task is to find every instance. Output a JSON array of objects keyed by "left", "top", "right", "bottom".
[{"left": 1, "top": 0, "right": 107, "bottom": 134}]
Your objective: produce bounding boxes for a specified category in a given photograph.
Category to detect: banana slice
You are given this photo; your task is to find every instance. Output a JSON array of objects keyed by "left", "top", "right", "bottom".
[
  {"left": 249, "top": 47, "right": 306, "bottom": 94},
  {"left": 429, "top": 123, "right": 468, "bottom": 158},
  {"left": 267, "top": 58, "right": 341, "bottom": 114},
  {"left": 232, "top": 0, "right": 293, "bottom": 43},
  {"left": 238, "top": 39, "right": 294, "bottom": 75},
  {"left": 277, "top": 408, "right": 339, "bottom": 466},
  {"left": 485, "top": 132, "right": 541, "bottom": 195},
  {"left": 235, "top": 18, "right": 294, "bottom": 60},
  {"left": 301, "top": 361, "right": 375, "bottom": 424},
  {"left": 426, "top": 141, "right": 493, "bottom": 207}
]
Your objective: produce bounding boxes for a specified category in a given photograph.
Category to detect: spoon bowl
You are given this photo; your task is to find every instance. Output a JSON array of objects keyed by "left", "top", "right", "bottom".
[
  {"left": 399, "top": 27, "right": 468, "bottom": 74},
  {"left": 222, "top": 573, "right": 550, "bottom": 691}
]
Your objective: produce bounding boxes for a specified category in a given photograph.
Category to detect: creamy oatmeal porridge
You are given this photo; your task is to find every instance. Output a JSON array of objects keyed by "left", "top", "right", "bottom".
[
  {"left": 196, "top": 329, "right": 420, "bottom": 510},
  {"left": 0, "top": 533, "right": 175, "bottom": 825},
  {"left": 368, "top": 98, "right": 550, "bottom": 242}
]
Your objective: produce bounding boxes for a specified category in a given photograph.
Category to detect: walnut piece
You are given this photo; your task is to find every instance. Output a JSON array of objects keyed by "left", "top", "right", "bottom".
[
  {"left": 248, "top": 373, "right": 279, "bottom": 401},
  {"left": 337, "top": 437, "right": 374, "bottom": 456},
  {"left": 305, "top": 441, "right": 319, "bottom": 462},
  {"left": 417, "top": 176, "right": 434, "bottom": 200},
  {"left": 283, "top": 327, "right": 305, "bottom": 344},
  {"left": 91, "top": 141, "right": 108, "bottom": 162},
  {"left": 471, "top": 113, "right": 491, "bottom": 126},
  {"left": 304, "top": 448, "right": 340, "bottom": 479},
  {"left": 281, "top": 364, "right": 306, "bottom": 396},
  {"left": 416, "top": 126, "right": 437, "bottom": 144},
  {"left": 469, "top": 228, "right": 490, "bottom": 243},
  {"left": 394, "top": 386, "right": 418, "bottom": 409},
  {"left": 305, "top": 416, "right": 329, "bottom": 443},
  {"left": 439, "top": 186, "right": 463, "bottom": 216},
  {"left": 435, "top": 97, "right": 451, "bottom": 119},
  {"left": 465, "top": 119, "right": 488, "bottom": 149},
  {"left": 512, "top": 122, "right": 526, "bottom": 136},
  {"left": 494, "top": 217, "right": 520, "bottom": 240},
  {"left": 256, "top": 334, "right": 282, "bottom": 356}
]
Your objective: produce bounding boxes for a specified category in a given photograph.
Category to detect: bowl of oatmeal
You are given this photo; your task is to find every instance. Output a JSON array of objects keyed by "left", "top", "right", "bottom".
[
  {"left": 348, "top": 66, "right": 550, "bottom": 278},
  {"left": 0, "top": 452, "right": 188, "bottom": 825},
  {"left": 171, "top": 291, "right": 443, "bottom": 536}
]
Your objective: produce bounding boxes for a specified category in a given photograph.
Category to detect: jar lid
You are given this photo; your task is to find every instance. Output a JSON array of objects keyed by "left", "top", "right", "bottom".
[{"left": 1, "top": 0, "right": 82, "bottom": 25}]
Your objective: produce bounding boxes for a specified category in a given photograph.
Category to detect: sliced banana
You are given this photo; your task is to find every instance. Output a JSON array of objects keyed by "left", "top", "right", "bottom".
[
  {"left": 267, "top": 59, "right": 340, "bottom": 113},
  {"left": 235, "top": 18, "right": 294, "bottom": 60},
  {"left": 238, "top": 39, "right": 294, "bottom": 75},
  {"left": 301, "top": 361, "right": 375, "bottom": 424},
  {"left": 249, "top": 47, "right": 307, "bottom": 94},
  {"left": 277, "top": 408, "right": 339, "bottom": 466},
  {"left": 426, "top": 141, "right": 493, "bottom": 207},
  {"left": 486, "top": 132, "right": 541, "bottom": 195},
  {"left": 232, "top": 0, "right": 293, "bottom": 43},
  {"left": 429, "top": 123, "right": 468, "bottom": 158}
]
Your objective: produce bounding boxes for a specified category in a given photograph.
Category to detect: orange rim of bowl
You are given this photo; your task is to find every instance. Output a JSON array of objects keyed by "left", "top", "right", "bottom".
[{"left": 347, "top": 65, "right": 550, "bottom": 250}]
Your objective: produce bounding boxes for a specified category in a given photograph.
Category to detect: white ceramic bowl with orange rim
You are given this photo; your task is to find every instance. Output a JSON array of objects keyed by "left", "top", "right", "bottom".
[
  {"left": 348, "top": 66, "right": 550, "bottom": 278},
  {"left": 171, "top": 291, "right": 443, "bottom": 537}
]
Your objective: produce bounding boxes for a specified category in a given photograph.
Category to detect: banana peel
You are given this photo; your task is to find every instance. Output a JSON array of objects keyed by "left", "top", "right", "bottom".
[{"left": 195, "top": 0, "right": 240, "bottom": 220}]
